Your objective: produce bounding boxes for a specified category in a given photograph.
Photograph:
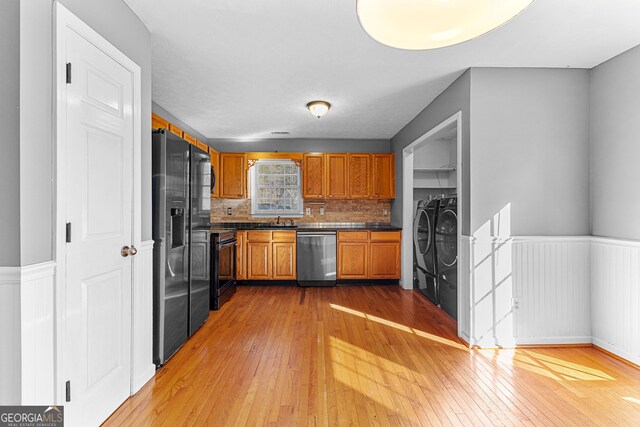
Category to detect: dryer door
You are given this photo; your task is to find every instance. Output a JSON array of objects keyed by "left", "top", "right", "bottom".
[
  {"left": 413, "top": 209, "right": 431, "bottom": 258},
  {"left": 435, "top": 209, "right": 458, "bottom": 269}
]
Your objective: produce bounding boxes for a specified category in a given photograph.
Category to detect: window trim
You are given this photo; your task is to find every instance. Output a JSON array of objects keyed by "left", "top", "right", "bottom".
[{"left": 250, "top": 159, "right": 304, "bottom": 218}]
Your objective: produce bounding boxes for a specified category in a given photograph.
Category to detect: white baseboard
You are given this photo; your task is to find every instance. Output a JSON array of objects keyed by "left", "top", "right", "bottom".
[
  {"left": 593, "top": 338, "right": 640, "bottom": 367},
  {"left": 515, "top": 336, "right": 592, "bottom": 346}
]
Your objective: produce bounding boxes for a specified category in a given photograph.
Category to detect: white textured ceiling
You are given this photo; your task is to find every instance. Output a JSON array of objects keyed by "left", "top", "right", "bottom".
[{"left": 124, "top": 0, "right": 640, "bottom": 140}]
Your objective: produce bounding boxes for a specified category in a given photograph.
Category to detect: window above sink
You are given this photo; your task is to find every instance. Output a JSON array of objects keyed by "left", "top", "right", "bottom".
[{"left": 250, "top": 159, "right": 303, "bottom": 218}]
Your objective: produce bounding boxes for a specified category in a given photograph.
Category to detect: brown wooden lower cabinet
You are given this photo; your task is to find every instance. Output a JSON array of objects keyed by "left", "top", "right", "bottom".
[
  {"left": 369, "top": 242, "right": 401, "bottom": 278},
  {"left": 337, "top": 231, "right": 401, "bottom": 280},
  {"left": 272, "top": 242, "right": 296, "bottom": 280},
  {"left": 337, "top": 242, "right": 369, "bottom": 279},
  {"left": 236, "top": 231, "right": 246, "bottom": 280},
  {"left": 240, "top": 230, "right": 296, "bottom": 281},
  {"left": 247, "top": 241, "right": 271, "bottom": 279}
]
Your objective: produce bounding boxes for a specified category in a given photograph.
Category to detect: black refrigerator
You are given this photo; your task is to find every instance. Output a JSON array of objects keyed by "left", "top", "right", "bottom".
[{"left": 152, "top": 129, "right": 211, "bottom": 366}]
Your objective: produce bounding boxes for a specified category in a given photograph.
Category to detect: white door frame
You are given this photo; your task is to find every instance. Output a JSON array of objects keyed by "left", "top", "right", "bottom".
[
  {"left": 54, "top": 2, "right": 142, "bottom": 403},
  {"left": 401, "top": 112, "right": 464, "bottom": 335}
]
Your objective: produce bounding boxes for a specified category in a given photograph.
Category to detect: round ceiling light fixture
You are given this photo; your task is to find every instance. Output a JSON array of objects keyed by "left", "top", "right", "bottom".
[
  {"left": 307, "top": 100, "right": 331, "bottom": 118},
  {"left": 356, "top": 0, "right": 535, "bottom": 50}
]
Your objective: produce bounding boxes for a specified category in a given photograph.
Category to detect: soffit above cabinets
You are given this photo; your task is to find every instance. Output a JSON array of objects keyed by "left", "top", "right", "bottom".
[{"left": 124, "top": 0, "right": 640, "bottom": 140}]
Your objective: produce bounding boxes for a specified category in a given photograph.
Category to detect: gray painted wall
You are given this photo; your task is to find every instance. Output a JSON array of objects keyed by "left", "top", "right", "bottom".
[
  {"left": 153, "top": 102, "right": 208, "bottom": 142},
  {"left": 470, "top": 68, "right": 591, "bottom": 236},
  {"left": 20, "top": 0, "right": 53, "bottom": 265},
  {"left": 0, "top": 0, "right": 21, "bottom": 267},
  {"left": 208, "top": 138, "right": 391, "bottom": 153},
  {"left": 590, "top": 45, "right": 640, "bottom": 240},
  {"left": 390, "top": 70, "right": 471, "bottom": 233}
]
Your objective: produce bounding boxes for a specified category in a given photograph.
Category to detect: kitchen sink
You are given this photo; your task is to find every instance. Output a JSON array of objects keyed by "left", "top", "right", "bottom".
[{"left": 251, "top": 223, "right": 297, "bottom": 229}]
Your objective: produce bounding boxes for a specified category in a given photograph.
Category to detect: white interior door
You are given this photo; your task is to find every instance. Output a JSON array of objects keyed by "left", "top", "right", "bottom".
[{"left": 63, "top": 26, "right": 134, "bottom": 427}]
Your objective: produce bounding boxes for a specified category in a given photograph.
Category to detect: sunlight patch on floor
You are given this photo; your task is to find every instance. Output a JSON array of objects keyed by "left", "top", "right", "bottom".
[
  {"left": 329, "top": 303, "right": 468, "bottom": 351},
  {"left": 479, "top": 348, "right": 616, "bottom": 382}
]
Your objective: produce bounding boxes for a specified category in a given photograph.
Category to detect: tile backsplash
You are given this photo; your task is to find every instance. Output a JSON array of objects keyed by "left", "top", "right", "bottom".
[{"left": 211, "top": 198, "right": 391, "bottom": 223}]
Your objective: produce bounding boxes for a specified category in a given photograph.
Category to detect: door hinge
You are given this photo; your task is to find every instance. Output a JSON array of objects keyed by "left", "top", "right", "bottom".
[
  {"left": 65, "top": 380, "right": 71, "bottom": 402},
  {"left": 66, "top": 62, "right": 72, "bottom": 84},
  {"left": 66, "top": 222, "right": 72, "bottom": 243}
]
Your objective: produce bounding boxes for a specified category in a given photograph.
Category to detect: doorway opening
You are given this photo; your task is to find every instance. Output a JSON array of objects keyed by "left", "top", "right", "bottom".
[{"left": 401, "top": 112, "right": 464, "bottom": 337}]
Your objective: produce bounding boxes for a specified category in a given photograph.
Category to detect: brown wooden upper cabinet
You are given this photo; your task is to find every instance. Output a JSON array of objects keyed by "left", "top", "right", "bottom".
[
  {"left": 348, "top": 154, "right": 371, "bottom": 199},
  {"left": 325, "top": 153, "right": 349, "bottom": 199},
  {"left": 302, "top": 154, "right": 325, "bottom": 199},
  {"left": 209, "top": 147, "right": 220, "bottom": 198},
  {"left": 183, "top": 132, "right": 197, "bottom": 146},
  {"left": 372, "top": 153, "right": 395, "bottom": 199},
  {"left": 168, "top": 123, "right": 184, "bottom": 138},
  {"left": 219, "top": 153, "right": 246, "bottom": 198},
  {"left": 152, "top": 113, "right": 168, "bottom": 130}
]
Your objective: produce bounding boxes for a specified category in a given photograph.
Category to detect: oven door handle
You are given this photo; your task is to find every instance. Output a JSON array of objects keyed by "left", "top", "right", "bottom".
[{"left": 218, "top": 239, "right": 237, "bottom": 249}]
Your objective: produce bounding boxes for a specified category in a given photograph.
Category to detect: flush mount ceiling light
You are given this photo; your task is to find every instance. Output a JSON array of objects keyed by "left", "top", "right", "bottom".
[
  {"left": 356, "top": 0, "right": 535, "bottom": 50},
  {"left": 307, "top": 101, "right": 331, "bottom": 118}
]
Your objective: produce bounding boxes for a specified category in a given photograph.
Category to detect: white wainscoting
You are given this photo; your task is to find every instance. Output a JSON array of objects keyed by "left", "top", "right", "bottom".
[
  {"left": 458, "top": 236, "right": 472, "bottom": 343},
  {"left": 0, "top": 262, "right": 56, "bottom": 405},
  {"left": 591, "top": 237, "right": 640, "bottom": 366},
  {"left": 464, "top": 236, "right": 592, "bottom": 348},
  {"left": 20, "top": 262, "right": 56, "bottom": 404},
  {"left": 131, "top": 240, "right": 155, "bottom": 394},
  {"left": 511, "top": 237, "right": 592, "bottom": 345},
  {"left": 0, "top": 267, "right": 21, "bottom": 405}
]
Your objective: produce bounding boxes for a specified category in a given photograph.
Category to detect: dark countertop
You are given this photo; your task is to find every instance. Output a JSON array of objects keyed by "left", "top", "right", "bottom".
[{"left": 210, "top": 222, "right": 401, "bottom": 232}]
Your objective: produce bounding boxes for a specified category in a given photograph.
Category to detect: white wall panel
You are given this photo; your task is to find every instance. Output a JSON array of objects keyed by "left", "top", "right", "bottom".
[
  {"left": 0, "top": 267, "right": 21, "bottom": 404},
  {"left": 458, "top": 236, "right": 471, "bottom": 343},
  {"left": 20, "top": 262, "right": 56, "bottom": 404},
  {"left": 466, "top": 236, "right": 591, "bottom": 347},
  {"left": 512, "top": 237, "right": 591, "bottom": 345},
  {"left": 131, "top": 240, "right": 155, "bottom": 393},
  {"left": 591, "top": 237, "right": 640, "bottom": 366}
]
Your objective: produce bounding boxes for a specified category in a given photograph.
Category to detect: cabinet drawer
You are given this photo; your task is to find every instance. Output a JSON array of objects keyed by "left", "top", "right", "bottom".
[
  {"left": 338, "top": 231, "right": 369, "bottom": 242},
  {"left": 272, "top": 231, "right": 296, "bottom": 242},
  {"left": 370, "top": 231, "right": 401, "bottom": 242},
  {"left": 247, "top": 231, "right": 272, "bottom": 242}
]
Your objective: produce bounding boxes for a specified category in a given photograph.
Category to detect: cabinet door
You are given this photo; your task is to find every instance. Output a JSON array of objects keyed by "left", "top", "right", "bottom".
[
  {"left": 337, "top": 242, "right": 368, "bottom": 279},
  {"left": 372, "top": 154, "right": 395, "bottom": 199},
  {"left": 348, "top": 154, "right": 371, "bottom": 199},
  {"left": 209, "top": 148, "right": 220, "bottom": 199},
  {"left": 272, "top": 242, "right": 296, "bottom": 280},
  {"left": 236, "top": 231, "right": 246, "bottom": 280},
  {"left": 247, "top": 242, "right": 272, "bottom": 279},
  {"left": 325, "top": 153, "right": 349, "bottom": 199},
  {"left": 220, "top": 153, "right": 246, "bottom": 198},
  {"left": 369, "top": 242, "right": 401, "bottom": 279},
  {"left": 303, "top": 153, "right": 325, "bottom": 199}
]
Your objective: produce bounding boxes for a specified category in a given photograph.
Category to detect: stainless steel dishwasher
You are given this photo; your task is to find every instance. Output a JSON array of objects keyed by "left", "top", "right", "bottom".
[{"left": 296, "top": 231, "right": 337, "bottom": 287}]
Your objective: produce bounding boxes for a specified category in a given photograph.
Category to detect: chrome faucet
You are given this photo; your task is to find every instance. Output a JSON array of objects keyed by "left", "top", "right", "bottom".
[{"left": 276, "top": 216, "right": 281, "bottom": 225}]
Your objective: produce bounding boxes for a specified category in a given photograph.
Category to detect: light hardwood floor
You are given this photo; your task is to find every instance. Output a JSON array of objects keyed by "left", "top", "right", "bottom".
[{"left": 105, "top": 286, "right": 640, "bottom": 426}]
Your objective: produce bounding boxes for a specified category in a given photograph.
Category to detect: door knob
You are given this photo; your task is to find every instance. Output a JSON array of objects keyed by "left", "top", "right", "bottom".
[
  {"left": 121, "top": 246, "right": 130, "bottom": 257},
  {"left": 129, "top": 246, "right": 138, "bottom": 256}
]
